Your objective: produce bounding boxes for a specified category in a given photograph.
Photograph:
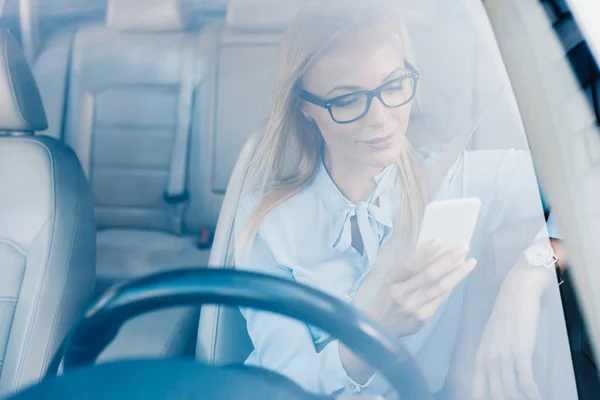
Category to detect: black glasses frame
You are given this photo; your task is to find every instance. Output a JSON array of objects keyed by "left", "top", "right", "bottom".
[{"left": 299, "top": 61, "right": 420, "bottom": 124}]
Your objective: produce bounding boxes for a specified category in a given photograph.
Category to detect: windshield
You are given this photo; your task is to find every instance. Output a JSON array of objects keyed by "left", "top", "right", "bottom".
[{"left": 1, "top": 0, "right": 599, "bottom": 399}]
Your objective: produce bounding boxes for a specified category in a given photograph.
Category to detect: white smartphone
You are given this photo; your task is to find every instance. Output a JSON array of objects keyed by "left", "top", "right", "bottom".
[{"left": 417, "top": 197, "right": 482, "bottom": 254}]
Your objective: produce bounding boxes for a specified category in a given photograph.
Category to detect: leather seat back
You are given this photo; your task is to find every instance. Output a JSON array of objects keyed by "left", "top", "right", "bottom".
[
  {"left": 0, "top": 30, "right": 95, "bottom": 395},
  {"left": 61, "top": 0, "right": 215, "bottom": 233},
  {"left": 183, "top": 0, "right": 301, "bottom": 233}
]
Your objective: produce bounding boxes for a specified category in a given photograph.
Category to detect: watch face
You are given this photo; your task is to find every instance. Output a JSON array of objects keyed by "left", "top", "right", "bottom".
[{"left": 526, "top": 244, "right": 554, "bottom": 267}]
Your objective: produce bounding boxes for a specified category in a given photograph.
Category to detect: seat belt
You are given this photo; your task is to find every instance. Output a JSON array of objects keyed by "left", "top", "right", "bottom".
[
  {"left": 164, "top": 34, "right": 198, "bottom": 234},
  {"left": 426, "top": 86, "right": 504, "bottom": 197}
]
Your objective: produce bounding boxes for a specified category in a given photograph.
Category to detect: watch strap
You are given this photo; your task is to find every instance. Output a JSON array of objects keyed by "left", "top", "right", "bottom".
[{"left": 555, "top": 260, "right": 564, "bottom": 286}]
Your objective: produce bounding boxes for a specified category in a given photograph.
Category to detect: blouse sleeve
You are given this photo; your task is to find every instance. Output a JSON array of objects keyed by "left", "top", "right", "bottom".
[{"left": 233, "top": 194, "right": 370, "bottom": 395}]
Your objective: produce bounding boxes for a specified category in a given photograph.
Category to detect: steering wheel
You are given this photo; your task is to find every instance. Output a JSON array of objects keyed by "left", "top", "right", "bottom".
[{"left": 8, "top": 269, "right": 433, "bottom": 400}]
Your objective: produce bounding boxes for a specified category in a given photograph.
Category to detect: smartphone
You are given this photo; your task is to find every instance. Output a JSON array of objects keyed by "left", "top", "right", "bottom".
[{"left": 417, "top": 197, "right": 482, "bottom": 254}]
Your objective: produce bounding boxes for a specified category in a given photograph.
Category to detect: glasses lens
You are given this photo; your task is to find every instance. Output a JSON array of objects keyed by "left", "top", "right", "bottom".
[
  {"left": 380, "top": 77, "right": 416, "bottom": 107},
  {"left": 330, "top": 93, "right": 368, "bottom": 123}
]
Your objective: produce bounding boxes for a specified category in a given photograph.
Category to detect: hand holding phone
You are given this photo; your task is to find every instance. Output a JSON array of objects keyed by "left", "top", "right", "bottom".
[{"left": 356, "top": 198, "right": 481, "bottom": 340}]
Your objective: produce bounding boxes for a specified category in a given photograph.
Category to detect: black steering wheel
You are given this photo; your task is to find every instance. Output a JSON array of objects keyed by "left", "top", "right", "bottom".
[{"left": 8, "top": 269, "right": 433, "bottom": 400}]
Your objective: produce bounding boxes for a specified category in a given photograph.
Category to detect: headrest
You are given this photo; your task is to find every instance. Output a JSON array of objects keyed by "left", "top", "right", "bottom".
[
  {"left": 106, "top": 0, "right": 187, "bottom": 32},
  {"left": 226, "top": 0, "right": 305, "bottom": 32},
  {"left": 0, "top": 30, "right": 47, "bottom": 133}
]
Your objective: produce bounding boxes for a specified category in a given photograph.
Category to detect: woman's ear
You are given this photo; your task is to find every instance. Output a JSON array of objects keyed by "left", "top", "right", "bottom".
[
  {"left": 299, "top": 101, "right": 309, "bottom": 118},
  {"left": 300, "top": 103, "right": 315, "bottom": 121}
]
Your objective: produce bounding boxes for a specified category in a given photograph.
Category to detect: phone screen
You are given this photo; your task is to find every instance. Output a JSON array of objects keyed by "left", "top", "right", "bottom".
[{"left": 417, "top": 197, "right": 482, "bottom": 254}]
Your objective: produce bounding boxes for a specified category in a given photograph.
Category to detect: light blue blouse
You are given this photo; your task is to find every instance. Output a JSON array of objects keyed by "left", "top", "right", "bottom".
[{"left": 234, "top": 148, "right": 546, "bottom": 396}]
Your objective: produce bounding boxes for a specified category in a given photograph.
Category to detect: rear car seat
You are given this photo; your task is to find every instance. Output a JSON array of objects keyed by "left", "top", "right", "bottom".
[
  {"left": 31, "top": 0, "right": 223, "bottom": 360},
  {"left": 32, "top": 0, "right": 225, "bottom": 293},
  {"left": 182, "top": 0, "right": 289, "bottom": 237},
  {"left": 63, "top": 0, "right": 215, "bottom": 292},
  {"left": 0, "top": 29, "right": 95, "bottom": 396}
]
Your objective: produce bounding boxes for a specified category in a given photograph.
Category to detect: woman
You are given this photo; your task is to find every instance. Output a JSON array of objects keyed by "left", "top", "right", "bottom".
[{"left": 234, "top": 0, "right": 575, "bottom": 398}]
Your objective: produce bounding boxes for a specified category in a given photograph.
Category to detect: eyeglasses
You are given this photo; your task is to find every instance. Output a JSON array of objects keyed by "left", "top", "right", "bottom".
[{"left": 299, "top": 61, "right": 419, "bottom": 124}]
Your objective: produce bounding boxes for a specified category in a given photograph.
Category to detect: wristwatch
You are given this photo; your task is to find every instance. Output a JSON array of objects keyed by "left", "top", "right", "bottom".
[{"left": 524, "top": 243, "right": 564, "bottom": 286}]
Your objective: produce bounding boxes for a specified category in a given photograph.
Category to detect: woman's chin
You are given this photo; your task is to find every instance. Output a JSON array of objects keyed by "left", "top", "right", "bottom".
[{"left": 363, "top": 143, "right": 404, "bottom": 167}]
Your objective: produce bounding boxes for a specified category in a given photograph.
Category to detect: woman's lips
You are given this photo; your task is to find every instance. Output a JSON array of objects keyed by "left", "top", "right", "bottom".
[{"left": 360, "top": 131, "right": 397, "bottom": 149}]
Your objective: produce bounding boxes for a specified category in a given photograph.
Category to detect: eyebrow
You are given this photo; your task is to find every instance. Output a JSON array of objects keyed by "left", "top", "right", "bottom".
[
  {"left": 325, "top": 85, "right": 362, "bottom": 96},
  {"left": 382, "top": 66, "right": 407, "bottom": 82},
  {"left": 324, "top": 66, "right": 408, "bottom": 97}
]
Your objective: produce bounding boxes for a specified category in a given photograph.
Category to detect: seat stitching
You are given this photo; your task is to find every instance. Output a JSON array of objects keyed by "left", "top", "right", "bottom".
[
  {"left": 0, "top": 239, "right": 26, "bottom": 255},
  {"left": 39, "top": 149, "right": 84, "bottom": 376},
  {"left": 12, "top": 141, "right": 57, "bottom": 392},
  {"left": 9, "top": 216, "right": 52, "bottom": 394}
]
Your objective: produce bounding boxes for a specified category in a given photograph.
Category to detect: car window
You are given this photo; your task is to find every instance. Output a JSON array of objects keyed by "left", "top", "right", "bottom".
[
  {"left": 4, "top": 0, "right": 600, "bottom": 398},
  {"left": 486, "top": 0, "right": 600, "bottom": 383}
]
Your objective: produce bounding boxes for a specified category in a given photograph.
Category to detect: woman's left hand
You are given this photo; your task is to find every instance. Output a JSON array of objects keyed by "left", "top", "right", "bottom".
[{"left": 472, "top": 264, "right": 553, "bottom": 400}]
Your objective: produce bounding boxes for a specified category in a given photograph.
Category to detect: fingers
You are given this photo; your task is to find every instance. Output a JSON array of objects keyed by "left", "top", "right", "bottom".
[
  {"left": 400, "top": 255, "right": 476, "bottom": 298},
  {"left": 397, "top": 257, "right": 475, "bottom": 313},
  {"left": 416, "top": 237, "right": 444, "bottom": 254},
  {"left": 488, "top": 363, "right": 504, "bottom": 400},
  {"left": 401, "top": 238, "right": 444, "bottom": 273},
  {"left": 516, "top": 354, "right": 542, "bottom": 400},
  {"left": 399, "top": 290, "right": 446, "bottom": 325},
  {"left": 418, "top": 245, "right": 471, "bottom": 283},
  {"left": 476, "top": 359, "right": 520, "bottom": 400},
  {"left": 480, "top": 357, "right": 540, "bottom": 400},
  {"left": 472, "top": 342, "right": 540, "bottom": 400},
  {"left": 500, "top": 358, "right": 520, "bottom": 399},
  {"left": 388, "top": 258, "right": 476, "bottom": 337},
  {"left": 433, "top": 257, "right": 477, "bottom": 295},
  {"left": 488, "top": 352, "right": 521, "bottom": 400}
]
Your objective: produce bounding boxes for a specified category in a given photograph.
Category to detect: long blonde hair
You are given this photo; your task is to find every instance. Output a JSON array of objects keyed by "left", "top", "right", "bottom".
[{"left": 240, "top": 0, "right": 427, "bottom": 252}]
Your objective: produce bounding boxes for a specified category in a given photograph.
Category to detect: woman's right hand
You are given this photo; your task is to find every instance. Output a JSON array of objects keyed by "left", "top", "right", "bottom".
[
  {"left": 339, "top": 239, "right": 476, "bottom": 384},
  {"left": 364, "top": 239, "right": 477, "bottom": 337}
]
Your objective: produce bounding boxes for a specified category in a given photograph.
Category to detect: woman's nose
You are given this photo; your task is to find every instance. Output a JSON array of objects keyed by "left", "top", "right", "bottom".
[{"left": 364, "top": 97, "right": 388, "bottom": 127}]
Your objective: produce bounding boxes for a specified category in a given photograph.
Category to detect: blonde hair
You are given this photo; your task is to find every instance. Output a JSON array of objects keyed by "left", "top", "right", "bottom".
[{"left": 240, "top": 0, "right": 427, "bottom": 252}]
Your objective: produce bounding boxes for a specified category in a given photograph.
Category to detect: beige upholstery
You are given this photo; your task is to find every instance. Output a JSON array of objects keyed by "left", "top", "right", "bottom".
[
  {"left": 0, "top": 30, "right": 95, "bottom": 396},
  {"left": 183, "top": 3, "right": 291, "bottom": 232},
  {"left": 106, "top": 0, "right": 187, "bottom": 32},
  {"left": 226, "top": 0, "right": 305, "bottom": 31},
  {"left": 32, "top": 0, "right": 216, "bottom": 361}
]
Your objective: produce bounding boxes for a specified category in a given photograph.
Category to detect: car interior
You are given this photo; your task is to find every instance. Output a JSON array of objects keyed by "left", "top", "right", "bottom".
[
  {"left": 0, "top": 0, "right": 599, "bottom": 398},
  {"left": 0, "top": 28, "right": 95, "bottom": 396}
]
